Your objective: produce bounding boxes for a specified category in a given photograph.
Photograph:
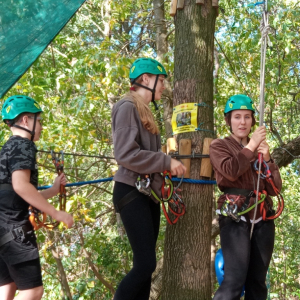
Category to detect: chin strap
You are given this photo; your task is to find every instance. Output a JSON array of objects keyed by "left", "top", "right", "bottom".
[
  {"left": 12, "top": 114, "right": 37, "bottom": 141},
  {"left": 131, "top": 75, "right": 159, "bottom": 110}
]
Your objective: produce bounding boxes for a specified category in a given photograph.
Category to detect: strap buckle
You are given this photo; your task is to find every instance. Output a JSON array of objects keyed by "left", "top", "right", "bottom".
[{"left": 12, "top": 225, "right": 32, "bottom": 240}]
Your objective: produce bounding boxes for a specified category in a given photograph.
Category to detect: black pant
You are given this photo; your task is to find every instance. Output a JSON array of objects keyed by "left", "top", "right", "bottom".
[
  {"left": 113, "top": 182, "right": 160, "bottom": 300},
  {"left": 213, "top": 216, "right": 275, "bottom": 300}
]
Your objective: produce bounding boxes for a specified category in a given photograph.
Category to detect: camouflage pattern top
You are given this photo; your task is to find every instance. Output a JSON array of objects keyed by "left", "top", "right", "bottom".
[{"left": 0, "top": 135, "right": 38, "bottom": 224}]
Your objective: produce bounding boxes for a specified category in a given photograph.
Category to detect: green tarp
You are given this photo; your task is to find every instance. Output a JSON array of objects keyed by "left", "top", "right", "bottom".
[{"left": 0, "top": 0, "right": 86, "bottom": 98}]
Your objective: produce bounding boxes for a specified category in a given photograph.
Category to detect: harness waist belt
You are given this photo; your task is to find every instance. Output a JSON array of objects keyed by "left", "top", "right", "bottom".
[
  {"left": 223, "top": 188, "right": 254, "bottom": 197},
  {"left": 0, "top": 223, "right": 33, "bottom": 248},
  {"left": 116, "top": 189, "right": 141, "bottom": 212},
  {"left": 0, "top": 184, "right": 14, "bottom": 191}
]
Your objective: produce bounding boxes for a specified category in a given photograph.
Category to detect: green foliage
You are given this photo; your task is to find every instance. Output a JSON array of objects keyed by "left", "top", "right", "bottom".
[{"left": 0, "top": 0, "right": 299, "bottom": 298}]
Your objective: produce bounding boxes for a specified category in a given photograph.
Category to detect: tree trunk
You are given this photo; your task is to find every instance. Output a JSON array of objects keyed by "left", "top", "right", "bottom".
[
  {"left": 153, "top": 0, "right": 173, "bottom": 138},
  {"left": 47, "top": 231, "right": 73, "bottom": 300},
  {"left": 150, "top": 257, "right": 164, "bottom": 300},
  {"left": 78, "top": 230, "right": 116, "bottom": 295},
  {"left": 161, "top": 1, "right": 217, "bottom": 299},
  {"left": 51, "top": 248, "right": 73, "bottom": 300}
]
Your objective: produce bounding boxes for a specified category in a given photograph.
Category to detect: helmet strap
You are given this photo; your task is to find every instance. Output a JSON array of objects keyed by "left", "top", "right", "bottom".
[
  {"left": 131, "top": 75, "right": 159, "bottom": 111},
  {"left": 12, "top": 114, "right": 37, "bottom": 141}
]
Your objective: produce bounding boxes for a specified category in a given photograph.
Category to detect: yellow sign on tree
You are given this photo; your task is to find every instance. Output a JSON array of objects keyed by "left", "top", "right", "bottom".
[{"left": 171, "top": 103, "right": 198, "bottom": 134}]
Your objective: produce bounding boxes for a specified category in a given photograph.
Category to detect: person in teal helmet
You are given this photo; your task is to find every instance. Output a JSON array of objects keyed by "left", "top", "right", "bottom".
[
  {"left": 0, "top": 95, "right": 73, "bottom": 300},
  {"left": 112, "top": 58, "right": 186, "bottom": 300},
  {"left": 210, "top": 94, "right": 282, "bottom": 300}
]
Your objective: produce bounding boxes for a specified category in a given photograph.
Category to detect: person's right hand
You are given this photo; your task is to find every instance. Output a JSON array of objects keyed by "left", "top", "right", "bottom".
[
  {"left": 246, "top": 126, "right": 267, "bottom": 152},
  {"left": 54, "top": 211, "right": 74, "bottom": 228},
  {"left": 170, "top": 158, "right": 186, "bottom": 177}
]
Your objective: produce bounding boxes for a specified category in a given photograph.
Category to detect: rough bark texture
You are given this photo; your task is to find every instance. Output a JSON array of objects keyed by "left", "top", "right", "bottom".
[
  {"left": 272, "top": 136, "right": 300, "bottom": 168},
  {"left": 48, "top": 231, "right": 72, "bottom": 300},
  {"left": 150, "top": 257, "right": 164, "bottom": 300},
  {"left": 153, "top": 0, "right": 173, "bottom": 138},
  {"left": 161, "top": 1, "right": 217, "bottom": 299}
]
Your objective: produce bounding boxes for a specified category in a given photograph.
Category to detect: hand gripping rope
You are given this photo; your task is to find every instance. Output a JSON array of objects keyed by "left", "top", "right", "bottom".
[
  {"left": 29, "top": 150, "right": 67, "bottom": 230},
  {"left": 150, "top": 171, "right": 186, "bottom": 225}
]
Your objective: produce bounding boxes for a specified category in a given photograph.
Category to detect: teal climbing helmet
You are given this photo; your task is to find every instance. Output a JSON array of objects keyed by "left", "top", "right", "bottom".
[
  {"left": 129, "top": 57, "right": 167, "bottom": 81},
  {"left": 224, "top": 94, "right": 255, "bottom": 114},
  {"left": 2, "top": 95, "right": 43, "bottom": 123}
]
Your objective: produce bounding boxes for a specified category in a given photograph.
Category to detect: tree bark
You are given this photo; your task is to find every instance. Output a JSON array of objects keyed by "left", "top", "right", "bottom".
[
  {"left": 153, "top": 0, "right": 173, "bottom": 138},
  {"left": 78, "top": 230, "right": 116, "bottom": 295},
  {"left": 47, "top": 231, "right": 72, "bottom": 300},
  {"left": 51, "top": 248, "right": 73, "bottom": 300},
  {"left": 161, "top": 1, "right": 217, "bottom": 299},
  {"left": 150, "top": 257, "right": 164, "bottom": 300},
  {"left": 272, "top": 136, "right": 300, "bottom": 168}
]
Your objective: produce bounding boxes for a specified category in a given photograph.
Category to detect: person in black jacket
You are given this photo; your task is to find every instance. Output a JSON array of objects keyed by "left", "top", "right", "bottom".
[{"left": 0, "top": 95, "right": 73, "bottom": 300}]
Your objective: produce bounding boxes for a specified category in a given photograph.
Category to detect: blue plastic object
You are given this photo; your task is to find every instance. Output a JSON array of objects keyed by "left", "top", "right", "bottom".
[
  {"left": 215, "top": 249, "right": 225, "bottom": 285},
  {"left": 215, "top": 249, "right": 245, "bottom": 297}
]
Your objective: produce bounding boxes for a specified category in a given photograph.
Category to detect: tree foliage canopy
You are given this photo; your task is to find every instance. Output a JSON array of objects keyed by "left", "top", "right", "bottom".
[{"left": 0, "top": 0, "right": 299, "bottom": 299}]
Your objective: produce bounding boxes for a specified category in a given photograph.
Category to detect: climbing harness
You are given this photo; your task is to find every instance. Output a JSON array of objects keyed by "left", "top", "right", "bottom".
[
  {"left": 0, "top": 223, "right": 33, "bottom": 248},
  {"left": 221, "top": 188, "right": 266, "bottom": 222},
  {"left": 29, "top": 150, "right": 67, "bottom": 230},
  {"left": 116, "top": 171, "right": 186, "bottom": 225}
]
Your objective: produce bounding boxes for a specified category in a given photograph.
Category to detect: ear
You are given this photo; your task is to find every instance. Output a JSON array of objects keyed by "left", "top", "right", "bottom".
[{"left": 141, "top": 73, "right": 150, "bottom": 85}]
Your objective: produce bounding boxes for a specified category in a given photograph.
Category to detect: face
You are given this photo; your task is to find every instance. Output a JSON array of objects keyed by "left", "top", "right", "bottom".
[
  {"left": 141, "top": 74, "right": 165, "bottom": 102},
  {"left": 152, "top": 75, "right": 166, "bottom": 100},
  {"left": 230, "top": 110, "right": 253, "bottom": 139}
]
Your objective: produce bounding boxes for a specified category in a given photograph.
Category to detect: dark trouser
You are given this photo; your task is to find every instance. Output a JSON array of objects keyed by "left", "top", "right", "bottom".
[
  {"left": 213, "top": 216, "right": 275, "bottom": 300},
  {"left": 113, "top": 182, "right": 160, "bottom": 300}
]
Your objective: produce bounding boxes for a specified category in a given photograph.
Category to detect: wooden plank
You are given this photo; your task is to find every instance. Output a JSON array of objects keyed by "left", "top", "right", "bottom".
[
  {"left": 167, "top": 137, "right": 177, "bottom": 154},
  {"left": 170, "top": 0, "right": 178, "bottom": 16},
  {"left": 200, "top": 138, "right": 213, "bottom": 178},
  {"left": 179, "top": 139, "right": 191, "bottom": 178},
  {"left": 177, "top": 0, "right": 185, "bottom": 9},
  {"left": 196, "top": 0, "right": 204, "bottom": 5},
  {"left": 212, "top": 0, "right": 219, "bottom": 7}
]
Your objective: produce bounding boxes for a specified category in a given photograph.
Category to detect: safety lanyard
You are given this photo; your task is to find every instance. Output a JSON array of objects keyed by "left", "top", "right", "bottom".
[
  {"left": 150, "top": 171, "right": 186, "bottom": 225},
  {"left": 29, "top": 150, "right": 67, "bottom": 230}
]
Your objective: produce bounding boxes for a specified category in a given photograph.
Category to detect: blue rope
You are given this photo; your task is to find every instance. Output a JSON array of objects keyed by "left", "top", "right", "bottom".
[
  {"left": 38, "top": 177, "right": 216, "bottom": 190},
  {"left": 38, "top": 177, "right": 113, "bottom": 190},
  {"left": 172, "top": 178, "right": 216, "bottom": 185}
]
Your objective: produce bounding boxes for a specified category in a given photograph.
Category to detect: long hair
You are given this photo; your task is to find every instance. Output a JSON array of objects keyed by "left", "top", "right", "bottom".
[{"left": 124, "top": 74, "right": 159, "bottom": 135}]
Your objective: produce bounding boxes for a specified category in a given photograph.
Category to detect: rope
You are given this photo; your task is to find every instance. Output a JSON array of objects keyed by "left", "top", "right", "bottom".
[
  {"left": 38, "top": 177, "right": 216, "bottom": 190},
  {"left": 251, "top": 0, "right": 269, "bottom": 239}
]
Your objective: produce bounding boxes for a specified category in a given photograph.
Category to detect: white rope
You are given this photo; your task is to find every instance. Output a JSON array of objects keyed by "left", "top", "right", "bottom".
[{"left": 250, "top": 0, "right": 269, "bottom": 239}]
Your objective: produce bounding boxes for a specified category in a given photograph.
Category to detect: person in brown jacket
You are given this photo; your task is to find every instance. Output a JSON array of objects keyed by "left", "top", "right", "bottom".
[
  {"left": 111, "top": 58, "right": 186, "bottom": 300},
  {"left": 210, "top": 94, "right": 282, "bottom": 300}
]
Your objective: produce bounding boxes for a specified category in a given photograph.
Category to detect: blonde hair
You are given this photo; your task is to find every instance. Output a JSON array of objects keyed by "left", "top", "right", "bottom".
[{"left": 124, "top": 74, "right": 159, "bottom": 135}]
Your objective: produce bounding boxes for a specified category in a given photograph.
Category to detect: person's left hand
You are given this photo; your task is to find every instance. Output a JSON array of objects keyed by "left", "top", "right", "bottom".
[
  {"left": 257, "top": 140, "right": 271, "bottom": 162},
  {"left": 52, "top": 173, "right": 67, "bottom": 194}
]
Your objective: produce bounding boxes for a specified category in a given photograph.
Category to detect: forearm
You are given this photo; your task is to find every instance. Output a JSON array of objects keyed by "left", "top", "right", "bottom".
[
  {"left": 13, "top": 182, "right": 58, "bottom": 218},
  {"left": 40, "top": 186, "right": 59, "bottom": 200}
]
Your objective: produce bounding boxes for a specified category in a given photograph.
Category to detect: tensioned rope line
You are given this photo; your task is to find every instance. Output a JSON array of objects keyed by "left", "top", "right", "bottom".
[
  {"left": 251, "top": 0, "right": 270, "bottom": 239},
  {"left": 37, "top": 177, "right": 217, "bottom": 190}
]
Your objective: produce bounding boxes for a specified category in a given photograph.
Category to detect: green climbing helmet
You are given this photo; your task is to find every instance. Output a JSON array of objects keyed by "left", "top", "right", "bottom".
[
  {"left": 224, "top": 94, "right": 255, "bottom": 114},
  {"left": 129, "top": 57, "right": 168, "bottom": 80},
  {"left": 2, "top": 95, "right": 43, "bottom": 123}
]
